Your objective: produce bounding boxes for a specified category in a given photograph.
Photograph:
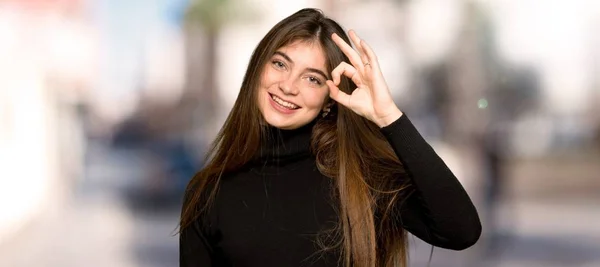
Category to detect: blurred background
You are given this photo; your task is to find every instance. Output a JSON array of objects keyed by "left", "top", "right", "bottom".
[{"left": 0, "top": 0, "right": 599, "bottom": 266}]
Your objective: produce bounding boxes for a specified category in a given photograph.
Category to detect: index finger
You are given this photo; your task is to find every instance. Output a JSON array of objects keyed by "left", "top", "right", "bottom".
[{"left": 331, "top": 33, "right": 365, "bottom": 72}]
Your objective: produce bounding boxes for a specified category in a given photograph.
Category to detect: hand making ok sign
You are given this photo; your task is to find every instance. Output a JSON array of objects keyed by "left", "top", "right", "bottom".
[{"left": 327, "top": 30, "right": 404, "bottom": 127}]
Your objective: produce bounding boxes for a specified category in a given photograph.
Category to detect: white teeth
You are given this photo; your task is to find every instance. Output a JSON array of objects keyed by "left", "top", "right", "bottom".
[{"left": 271, "top": 94, "right": 298, "bottom": 109}]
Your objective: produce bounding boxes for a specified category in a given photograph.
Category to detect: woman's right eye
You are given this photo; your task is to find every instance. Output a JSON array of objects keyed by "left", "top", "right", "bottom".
[{"left": 272, "top": 60, "right": 286, "bottom": 69}]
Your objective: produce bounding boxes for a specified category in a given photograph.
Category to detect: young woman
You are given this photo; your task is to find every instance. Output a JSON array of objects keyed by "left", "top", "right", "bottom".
[{"left": 179, "top": 8, "right": 481, "bottom": 267}]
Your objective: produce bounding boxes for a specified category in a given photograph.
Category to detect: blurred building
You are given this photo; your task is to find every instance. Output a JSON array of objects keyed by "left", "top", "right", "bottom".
[{"left": 0, "top": 0, "right": 91, "bottom": 246}]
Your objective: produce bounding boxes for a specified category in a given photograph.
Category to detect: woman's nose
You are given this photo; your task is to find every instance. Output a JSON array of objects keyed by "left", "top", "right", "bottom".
[{"left": 278, "top": 76, "right": 298, "bottom": 95}]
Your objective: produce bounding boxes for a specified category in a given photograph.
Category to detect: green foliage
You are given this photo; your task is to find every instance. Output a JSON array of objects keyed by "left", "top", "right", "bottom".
[{"left": 185, "top": 0, "right": 259, "bottom": 32}]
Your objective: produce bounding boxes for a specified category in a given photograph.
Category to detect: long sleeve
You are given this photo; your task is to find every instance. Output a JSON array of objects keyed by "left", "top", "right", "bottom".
[
  {"left": 179, "top": 188, "right": 216, "bottom": 267},
  {"left": 380, "top": 114, "right": 482, "bottom": 250},
  {"left": 180, "top": 219, "right": 213, "bottom": 267}
]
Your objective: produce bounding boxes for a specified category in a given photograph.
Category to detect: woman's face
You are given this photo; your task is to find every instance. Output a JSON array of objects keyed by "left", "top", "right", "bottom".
[{"left": 257, "top": 40, "right": 330, "bottom": 130}]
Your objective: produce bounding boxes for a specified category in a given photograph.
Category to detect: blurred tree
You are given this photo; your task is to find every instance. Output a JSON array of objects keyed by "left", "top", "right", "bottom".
[{"left": 181, "top": 0, "right": 258, "bottom": 136}]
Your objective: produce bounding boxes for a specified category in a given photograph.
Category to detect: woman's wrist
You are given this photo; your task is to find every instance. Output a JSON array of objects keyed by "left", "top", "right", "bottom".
[{"left": 375, "top": 108, "right": 404, "bottom": 128}]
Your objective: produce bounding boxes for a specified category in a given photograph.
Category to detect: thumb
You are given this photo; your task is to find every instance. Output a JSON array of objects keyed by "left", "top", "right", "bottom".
[{"left": 327, "top": 80, "right": 351, "bottom": 107}]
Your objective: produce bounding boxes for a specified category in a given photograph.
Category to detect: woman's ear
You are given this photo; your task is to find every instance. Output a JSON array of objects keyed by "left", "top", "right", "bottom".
[{"left": 321, "top": 101, "right": 334, "bottom": 117}]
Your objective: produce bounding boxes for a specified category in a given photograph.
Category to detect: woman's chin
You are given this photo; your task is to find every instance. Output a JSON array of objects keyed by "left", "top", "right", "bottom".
[
  {"left": 265, "top": 114, "right": 320, "bottom": 130},
  {"left": 264, "top": 115, "right": 294, "bottom": 129}
]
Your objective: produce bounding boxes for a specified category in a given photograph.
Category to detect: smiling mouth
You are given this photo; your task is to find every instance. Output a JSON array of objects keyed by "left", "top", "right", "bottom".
[{"left": 269, "top": 93, "right": 300, "bottom": 110}]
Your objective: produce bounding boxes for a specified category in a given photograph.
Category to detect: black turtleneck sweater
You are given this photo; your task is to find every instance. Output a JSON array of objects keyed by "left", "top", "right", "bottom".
[{"left": 180, "top": 115, "right": 481, "bottom": 267}]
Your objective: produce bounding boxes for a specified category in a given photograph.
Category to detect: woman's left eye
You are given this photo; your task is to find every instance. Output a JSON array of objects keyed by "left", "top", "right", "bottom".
[{"left": 308, "top": 76, "right": 322, "bottom": 85}]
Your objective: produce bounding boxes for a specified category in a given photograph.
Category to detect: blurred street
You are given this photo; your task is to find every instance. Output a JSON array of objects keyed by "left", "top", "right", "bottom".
[
  {"left": 412, "top": 149, "right": 600, "bottom": 267},
  {"left": 1, "top": 142, "right": 599, "bottom": 267},
  {"left": 0, "top": 141, "right": 181, "bottom": 267}
]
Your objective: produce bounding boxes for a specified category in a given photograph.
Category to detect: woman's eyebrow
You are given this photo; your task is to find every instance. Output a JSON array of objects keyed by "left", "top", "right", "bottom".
[
  {"left": 274, "top": 51, "right": 330, "bottom": 80},
  {"left": 274, "top": 51, "right": 294, "bottom": 63},
  {"left": 306, "top": 67, "right": 329, "bottom": 80}
]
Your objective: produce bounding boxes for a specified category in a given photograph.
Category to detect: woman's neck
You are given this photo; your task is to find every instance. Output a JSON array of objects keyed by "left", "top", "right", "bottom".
[{"left": 254, "top": 119, "right": 318, "bottom": 165}]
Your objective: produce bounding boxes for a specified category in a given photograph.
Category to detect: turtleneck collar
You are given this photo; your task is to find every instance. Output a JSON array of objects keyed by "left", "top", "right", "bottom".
[{"left": 253, "top": 119, "right": 317, "bottom": 165}]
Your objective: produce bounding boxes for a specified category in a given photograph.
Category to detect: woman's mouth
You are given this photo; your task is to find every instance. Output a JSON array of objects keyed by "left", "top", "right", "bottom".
[{"left": 269, "top": 93, "right": 300, "bottom": 110}]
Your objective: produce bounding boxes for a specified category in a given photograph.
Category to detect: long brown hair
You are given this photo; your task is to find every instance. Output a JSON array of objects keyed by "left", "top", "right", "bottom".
[{"left": 180, "top": 8, "right": 412, "bottom": 267}]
